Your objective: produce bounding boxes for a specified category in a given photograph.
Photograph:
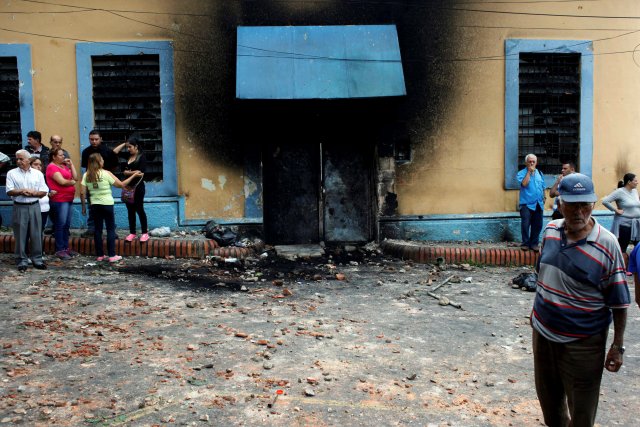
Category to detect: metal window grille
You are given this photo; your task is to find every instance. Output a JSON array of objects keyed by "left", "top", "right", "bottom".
[
  {"left": 92, "top": 54, "right": 163, "bottom": 181},
  {"left": 518, "top": 53, "right": 580, "bottom": 175},
  {"left": 0, "top": 57, "right": 22, "bottom": 186}
]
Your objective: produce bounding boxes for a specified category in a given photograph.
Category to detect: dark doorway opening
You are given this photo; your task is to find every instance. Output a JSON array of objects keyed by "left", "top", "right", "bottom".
[{"left": 238, "top": 98, "right": 397, "bottom": 245}]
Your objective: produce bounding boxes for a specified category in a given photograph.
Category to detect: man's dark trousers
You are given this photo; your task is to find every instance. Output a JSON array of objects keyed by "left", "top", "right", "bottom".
[
  {"left": 520, "top": 204, "right": 543, "bottom": 248},
  {"left": 533, "top": 329, "right": 606, "bottom": 427}
]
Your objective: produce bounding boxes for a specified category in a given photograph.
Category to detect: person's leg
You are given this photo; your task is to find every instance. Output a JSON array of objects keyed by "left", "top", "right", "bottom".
[
  {"left": 520, "top": 205, "right": 532, "bottom": 247},
  {"left": 126, "top": 201, "right": 137, "bottom": 235},
  {"left": 86, "top": 191, "right": 95, "bottom": 233},
  {"left": 104, "top": 205, "right": 117, "bottom": 257},
  {"left": 533, "top": 329, "right": 571, "bottom": 427},
  {"left": 618, "top": 225, "right": 631, "bottom": 254},
  {"left": 40, "top": 211, "right": 48, "bottom": 244},
  {"left": 28, "top": 205, "right": 44, "bottom": 264},
  {"left": 92, "top": 204, "right": 105, "bottom": 257},
  {"left": 529, "top": 205, "right": 544, "bottom": 249},
  {"left": 135, "top": 186, "right": 148, "bottom": 234},
  {"left": 62, "top": 201, "right": 72, "bottom": 250},
  {"left": 561, "top": 331, "right": 607, "bottom": 427},
  {"left": 52, "top": 202, "right": 66, "bottom": 253},
  {"left": 12, "top": 206, "right": 29, "bottom": 267}
]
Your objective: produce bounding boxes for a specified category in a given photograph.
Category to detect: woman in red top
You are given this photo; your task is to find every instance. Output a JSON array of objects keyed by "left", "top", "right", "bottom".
[{"left": 46, "top": 148, "right": 78, "bottom": 260}]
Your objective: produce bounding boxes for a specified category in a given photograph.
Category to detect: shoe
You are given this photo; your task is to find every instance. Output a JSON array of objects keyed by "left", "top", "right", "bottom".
[
  {"left": 55, "top": 250, "right": 71, "bottom": 260},
  {"left": 139, "top": 233, "right": 149, "bottom": 242},
  {"left": 43, "top": 228, "right": 54, "bottom": 235},
  {"left": 66, "top": 249, "right": 80, "bottom": 257},
  {"left": 17, "top": 265, "right": 27, "bottom": 273},
  {"left": 530, "top": 245, "right": 540, "bottom": 252},
  {"left": 626, "top": 271, "right": 633, "bottom": 277},
  {"left": 108, "top": 255, "right": 122, "bottom": 263},
  {"left": 96, "top": 256, "right": 107, "bottom": 262},
  {"left": 82, "top": 230, "right": 95, "bottom": 238},
  {"left": 125, "top": 234, "right": 136, "bottom": 242},
  {"left": 33, "top": 263, "right": 47, "bottom": 270},
  {"left": 520, "top": 244, "right": 529, "bottom": 251}
]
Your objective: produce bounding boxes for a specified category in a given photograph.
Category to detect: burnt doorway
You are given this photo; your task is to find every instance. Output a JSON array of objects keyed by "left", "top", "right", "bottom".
[
  {"left": 240, "top": 99, "right": 388, "bottom": 245},
  {"left": 262, "top": 140, "right": 373, "bottom": 245}
]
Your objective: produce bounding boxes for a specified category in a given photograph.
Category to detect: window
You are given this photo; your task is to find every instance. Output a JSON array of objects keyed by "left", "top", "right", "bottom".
[
  {"left": 76, "top": 41, "right": 176, "bottom": 196},
  {"left": 92, "top": 54, "right": 164, "bottom": 182},
  {"left": 0, "top": 44, "right": 34, "bottom": 194},
  {"left": 504, "top": 40, "right": 593, "bottom": 189}
]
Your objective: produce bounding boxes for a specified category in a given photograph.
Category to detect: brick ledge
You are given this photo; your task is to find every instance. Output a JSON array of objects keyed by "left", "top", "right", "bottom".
[
  {"left": 380, "top": 240, "right": 539, "bottom": 266},
  {"left": 0, "top": 235, "right": 262, "bottom": 259}
]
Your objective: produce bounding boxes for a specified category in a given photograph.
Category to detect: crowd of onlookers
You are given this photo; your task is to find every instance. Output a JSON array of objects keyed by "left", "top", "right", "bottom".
[{"left": 1, "top": 130, "right": 148, "bottom": 271}]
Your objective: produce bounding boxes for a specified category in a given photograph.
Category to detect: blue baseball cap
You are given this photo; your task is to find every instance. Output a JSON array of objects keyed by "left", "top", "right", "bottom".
[{"left": 558, "top": 173, "right": 598, "bottom": 203}]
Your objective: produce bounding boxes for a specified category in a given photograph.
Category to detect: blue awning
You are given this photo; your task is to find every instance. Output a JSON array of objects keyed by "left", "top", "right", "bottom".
[{"left": 236, "top": 25, "right": 406, "bottom": 100}]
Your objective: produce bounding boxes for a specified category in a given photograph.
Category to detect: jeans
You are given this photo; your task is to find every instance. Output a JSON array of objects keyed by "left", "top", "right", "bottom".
[
  {"left": 91, "top": 204, "right": 116, "bottom": 257},
  {"left": 51, "top": 201, "right": 73, "bottom": 252},
  {"left": 520, "top": 204, "right": 543, "bottom": 248},
  {"left": 533, "top": 328, "right": 607, "bottom": 427}
]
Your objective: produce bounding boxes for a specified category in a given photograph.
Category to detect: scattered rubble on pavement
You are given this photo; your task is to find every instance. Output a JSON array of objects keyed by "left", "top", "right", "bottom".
[{"left": 0, "top": 242, "right": 638, "bottom": 426}]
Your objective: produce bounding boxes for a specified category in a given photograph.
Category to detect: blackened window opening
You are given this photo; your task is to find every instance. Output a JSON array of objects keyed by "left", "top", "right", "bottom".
[
  {"left": 91, "top": 54, "right": 163, "bottom": 182},
  {"left": 0, "top": 57, "right": 22, "bottom": 186},
  {"left": 518, "top": 52, "right": 580, "bottom": 176}
]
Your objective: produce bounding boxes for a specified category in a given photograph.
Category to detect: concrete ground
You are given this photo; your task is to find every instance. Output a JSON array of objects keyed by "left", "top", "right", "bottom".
[{"left": 0, "top": 247, "right": 638, "bottom": 426}]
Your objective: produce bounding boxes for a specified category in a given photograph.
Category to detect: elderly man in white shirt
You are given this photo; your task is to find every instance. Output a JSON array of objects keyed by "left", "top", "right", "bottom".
[{"left": 5, "top": 149, "right": 49, "bottom": 272}]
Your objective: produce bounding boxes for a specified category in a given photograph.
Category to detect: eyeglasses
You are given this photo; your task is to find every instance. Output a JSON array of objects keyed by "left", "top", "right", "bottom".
[{"left": 562, "top": 202, "right": 594, "bottom": 211}]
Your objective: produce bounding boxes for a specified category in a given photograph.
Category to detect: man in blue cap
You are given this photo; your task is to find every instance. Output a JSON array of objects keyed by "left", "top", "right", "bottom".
[{"left": 531, "top": 173, "right": 630, "bottom": 427}]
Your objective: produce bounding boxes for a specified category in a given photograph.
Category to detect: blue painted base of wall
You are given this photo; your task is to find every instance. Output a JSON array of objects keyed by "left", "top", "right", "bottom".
[{"left": 379, "top": 211, "right": 614, "bottom": 242}]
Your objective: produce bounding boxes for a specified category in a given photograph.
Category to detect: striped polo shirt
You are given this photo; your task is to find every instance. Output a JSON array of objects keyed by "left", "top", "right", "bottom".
[{"left": 532, "top": 218, "right": 630, "bottom": 343}]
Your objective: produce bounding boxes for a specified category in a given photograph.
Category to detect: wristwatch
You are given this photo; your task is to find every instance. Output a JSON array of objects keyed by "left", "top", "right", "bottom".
[{"left": 610, "top": 344, "right": 625, "bottom": 354}]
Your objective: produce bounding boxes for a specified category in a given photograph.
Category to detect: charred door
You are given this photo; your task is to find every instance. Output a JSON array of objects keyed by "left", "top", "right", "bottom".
[
  {"left": 262, "top": 142, "right": 320, "bottom": 244},
  {"left": 322, "top": 143, "right": 373, "bottom": 242}
]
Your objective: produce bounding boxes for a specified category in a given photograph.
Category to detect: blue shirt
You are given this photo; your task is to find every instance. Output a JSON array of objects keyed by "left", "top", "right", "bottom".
[
  {"left": 532, "top": 218, "right": 630, "bottom": 343},
  {"left": 628, "top": 244, "right": 640, "bottom": 274},
  {"left": 517, "top": 168, "right": 545, "bottom": 210}
]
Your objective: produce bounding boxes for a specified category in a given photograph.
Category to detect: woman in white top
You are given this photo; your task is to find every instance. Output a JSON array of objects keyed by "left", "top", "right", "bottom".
[
  {"left": 29, "top": 157, "right": 54, "bottom": 240},
  {"left": 601, "top": 173, "right": 640, "bottom": 257}
]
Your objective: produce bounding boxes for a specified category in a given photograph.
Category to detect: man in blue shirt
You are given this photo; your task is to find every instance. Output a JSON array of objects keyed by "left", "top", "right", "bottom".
[
  {"left": 517, "top": 154, "right": 545, "bottom": 251},
  {"left": 532, "top": 173, "right": 629, "bottom": 427}
]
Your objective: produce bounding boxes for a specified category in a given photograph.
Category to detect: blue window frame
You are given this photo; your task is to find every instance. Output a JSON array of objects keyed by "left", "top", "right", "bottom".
[
  {"left": 504, "top": 39, "right": 593, "bottom": 189},
  {"left": 76, "top": 41, "right": 177, "bottom": 196},
  {"left": 0, "top": 44, "right": 34, "bottom": 201}
]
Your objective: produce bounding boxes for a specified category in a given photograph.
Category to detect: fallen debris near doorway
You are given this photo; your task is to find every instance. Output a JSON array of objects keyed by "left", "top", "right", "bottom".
[{"left": 274, "top": 244, "right": 325, "bottom": 261}]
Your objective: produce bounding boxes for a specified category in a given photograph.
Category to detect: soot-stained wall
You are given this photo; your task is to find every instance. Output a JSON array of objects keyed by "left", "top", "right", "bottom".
[{"left": 171, "top": 0, "right": 457, "bottom": 220}]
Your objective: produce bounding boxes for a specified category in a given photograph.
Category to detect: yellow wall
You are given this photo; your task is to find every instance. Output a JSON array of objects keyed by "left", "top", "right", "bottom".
[
  {"left": 396, "top": 0, "right": 640, "bottom": 215},
  {"left": 0, "top": 0, "right": 245, "bottom": 219},
  {"left": 3, "top": 0, "right": 639, "bottom": 220}
]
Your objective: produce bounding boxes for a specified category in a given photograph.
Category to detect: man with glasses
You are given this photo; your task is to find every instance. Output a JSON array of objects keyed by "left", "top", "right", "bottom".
[
  {"left": 531, "top": 173, "right": 629, "bottom": 427},
  {"left": 6, "top": 149, "right": 49, "bottom": 272}
]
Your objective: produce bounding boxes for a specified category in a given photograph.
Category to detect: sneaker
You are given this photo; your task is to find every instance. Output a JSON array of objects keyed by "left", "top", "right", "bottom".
[
  {"left": 55, "top": 250, "right": 71, "bottom": 260},
  {"left": 125, "top": 234, "right": 136, "bottom": 242},
  {"left": 96, "top": 256, "right": 107, "bottom": 262},
  {"left": 108, "top": 255, "right": 122, "bottom": 263},
  {"left": 139, "top": 233, "right": 150, "bottom": 242},
  {"left": 66, "top": 249, "right": 80, "bottom": 257}
]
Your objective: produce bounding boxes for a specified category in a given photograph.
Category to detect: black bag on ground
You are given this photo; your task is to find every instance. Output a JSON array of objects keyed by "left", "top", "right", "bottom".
[
  {"left": 512, "top": 272, "right": 538, "bottom": 292},
  {"left": 203, "top": 220, "right": 237, "bottom": 247}
]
